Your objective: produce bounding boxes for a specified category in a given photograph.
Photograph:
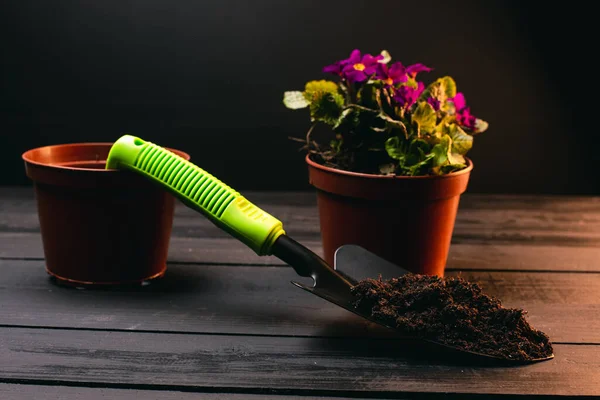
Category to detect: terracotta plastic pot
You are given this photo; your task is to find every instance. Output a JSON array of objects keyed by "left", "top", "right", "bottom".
[
  {"left": 306, "top": 155, "right": 473, "bottom": 277},
  {"left": 22, "top": 142, "right": 190, "bottom": 286}
]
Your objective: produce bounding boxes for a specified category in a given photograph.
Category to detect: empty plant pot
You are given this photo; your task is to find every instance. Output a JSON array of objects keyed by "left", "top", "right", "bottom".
[
  {"left": 306, "top": 154, "right": 473, "bottom": 277},
  {"left": 22, "top": 142, "right": 190, "bottom": 286}
]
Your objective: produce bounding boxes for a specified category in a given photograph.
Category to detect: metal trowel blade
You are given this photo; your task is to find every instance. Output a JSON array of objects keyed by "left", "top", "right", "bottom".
[
  {"left": 290, "top": 244, "right": 409, "bottom": 331},
  {"left": 333, "top": 244, "right": 411, "bottom": 281}
]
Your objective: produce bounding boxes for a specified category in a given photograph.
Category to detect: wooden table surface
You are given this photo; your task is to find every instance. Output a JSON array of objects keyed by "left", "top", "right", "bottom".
[{"left": 1, "top": 187, "right": 599, "bottom": 399}]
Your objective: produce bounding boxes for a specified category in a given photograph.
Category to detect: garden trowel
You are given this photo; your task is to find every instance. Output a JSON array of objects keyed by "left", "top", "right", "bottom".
[{"left": 106, "top": 134, "right": 553, "bottom": 364}]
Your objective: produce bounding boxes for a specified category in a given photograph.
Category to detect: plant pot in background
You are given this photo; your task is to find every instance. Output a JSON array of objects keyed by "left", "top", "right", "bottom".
[
  {"left": 306, "top": 154, "right": 472, "bottom": 277},
  {"left": 22, "top": 142, "right": 190, "bottom": 286}
]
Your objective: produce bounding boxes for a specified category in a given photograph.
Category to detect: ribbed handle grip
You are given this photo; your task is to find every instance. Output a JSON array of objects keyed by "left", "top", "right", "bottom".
[{"left": 106, "top": 135, "right": 285, "bottom": 256}]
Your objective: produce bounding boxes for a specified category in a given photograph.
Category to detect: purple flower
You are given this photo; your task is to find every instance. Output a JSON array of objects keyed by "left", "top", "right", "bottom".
[
  {"left": 375, "top": 61, "right": 407, "bottom": 86},
  {"left": 450, "top": 92, "right": 477, "bottom": 130},
  {"left": 406, "top": 63, "right": 433, "bottom": 79},
  {"left": 427, "top": 97, "right": 440, "bottom": 111},
  {"left": 323, "top": 49, "right": 383, "bottom": 83},
  {"left": 393, "top": 81, "right": 425, "bottom": 108},
  {"left": 323, "top": 59, "right": 347, "bottom": 76}
]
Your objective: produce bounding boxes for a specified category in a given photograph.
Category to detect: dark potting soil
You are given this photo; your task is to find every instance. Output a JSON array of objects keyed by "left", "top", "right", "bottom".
[{"left": 350, "top": 274, "right": 554, "bottom": 361}]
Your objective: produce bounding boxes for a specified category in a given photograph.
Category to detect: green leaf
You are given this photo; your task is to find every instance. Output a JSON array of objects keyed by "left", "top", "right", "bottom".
[
  {"left": 309, "top": 92, "right": 344, "bottom": 125},
  {"left": 384, "top": 136, "right": 406, "bottom": 161},
  {"left": 378, "top": 112, "right": 408, "bottom": 135},
  {"left": 441, "top": 163, "right": 466, "bottom": 174},
  {"left": 404, "top": 138, "right": 431, "bottom": 165},
  {"left": 333, "top": 108, "right": 356, "bottom": 131},
  {"left": 448, "top": 151, "right": 465, "bottom": 166},
  {"left": 379, "top": 50, "right": 391, "bottom": 64},
  {"left": 473, "top": 118, "right": 489, "bottom": 134},
  {"left": 445, "top": 123, "right": 473, "bottom": 155},
  {"left": 396, "top": 138, "right": 432, "bottom": 175},
  {"left": 283, "top": 91, "right": 309, "bottom": 109},
  {"left": 419, "top": 76, "right": 457, "bottom": 107},
  {"left": 401, "top": 153, "right": 434, "bottom": 176},
  {"left": 386, "top": 136, "right": 437, "bottom": 176},
  {"left": 300, "top": 80, "right": 345, "bottom": 124},
  {"left": 411, "top": 101, "right": 437, "bottom": 134},
  {"left": 304, "top": 80, "right": 339, "bottom": 97},
  {"left": 379, "top": 162, "right": 396, "bottom": 175},
  {"left": 440, "top": 76, "right": 457, "bottom": 99},
  {"left": 330, "top": 138, "right": 343, "bottom": 154},
  {"left": 434, "top": 134, "right": 466, "bottom": 166},
  {"left": 409, "top": 138, "right": 431, "bottom": 154},
  {"left": 434, "top": 115, "right": 456, "bottom": 135},
  {"left": 432, "top": 134, "right": 451, "bottom": 167}
]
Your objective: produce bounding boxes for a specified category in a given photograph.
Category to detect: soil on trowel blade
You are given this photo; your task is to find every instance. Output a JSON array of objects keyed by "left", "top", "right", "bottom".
[{"left": 350, "top": 274, "right": 553, "bottom": 361}]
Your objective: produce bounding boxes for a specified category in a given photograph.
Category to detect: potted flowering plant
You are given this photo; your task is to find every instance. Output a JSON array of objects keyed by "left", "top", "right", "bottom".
[{"left": 283, "top": 49, "right": 489, "bottom": 276}]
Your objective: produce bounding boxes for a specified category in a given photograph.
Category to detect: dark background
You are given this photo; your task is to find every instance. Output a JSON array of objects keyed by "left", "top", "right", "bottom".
[{"left": 1, "top": 1, "right": 595, "bottom": 193}]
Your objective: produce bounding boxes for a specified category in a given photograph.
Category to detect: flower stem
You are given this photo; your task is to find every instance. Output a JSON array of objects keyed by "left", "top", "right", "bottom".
[{"left": 305, "top": 123, "right": 317, "bottom": 150}]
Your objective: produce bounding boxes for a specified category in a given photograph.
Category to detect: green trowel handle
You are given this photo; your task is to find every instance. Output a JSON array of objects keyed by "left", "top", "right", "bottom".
[{"left": 106, "top": 134, "right": 285, "bottom": 256}]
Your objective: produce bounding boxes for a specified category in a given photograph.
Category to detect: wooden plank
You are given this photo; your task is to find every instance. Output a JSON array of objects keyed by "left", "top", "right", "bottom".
[
  {"left": 3, "top": 188, "right": 600, "bottom": 247},
  {"left": 458, "top": 193, "right": 600, "bottom": 213},
  {"left": 0, "top": 384, "right": 380, "bottom": 400},
  {"left": 3, "top": 232, "right": 600, "bottom": 273},
  {"left": 0, "top": 327, "right": 597, "bottom": 396},
  {"left": 0, "top": 233, "right": 305, "bottom": 265},
  {"left": 5, "top": 186, "right": 600, "bottom": 212},
  {"left": 170, "top": 193, "right": 600, "bottom": 245},
  {"left": 170, "top": 208, "right": 600, "bottom": 247},
  {"left": 0, "top": 260, "right": 597, "bottom": 343},
  {"left": 447, "top": 243, "right": 600, "bottom": 272}
]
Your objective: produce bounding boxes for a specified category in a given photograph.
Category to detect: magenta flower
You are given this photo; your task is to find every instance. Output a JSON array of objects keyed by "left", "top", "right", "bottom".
[
  {"left": 406, "top": 63, "right": 433, "bottom": 78},
  {"left": 451, "top": 92, "right": 467, "bottom": 110},
  {"left": 323, "top": 49, "right": 383, "bottom": 83},
  {"left": 456, "top": 109, "right": 477, "bottom": 130},
  {"left": 375, "top": 61, "right": 407, "bottom": 86},
  {"left": 322, "top": 59, "right": 348, "bottom": 76},
  {"left": 393, "top": 81, "right": 425, "bottom": 108},
  {"left": 427, "top": 97, "right": 441, "bottom": 111},
  {"left": 450, "top": 92, "right": 477, "bottom": 130}
]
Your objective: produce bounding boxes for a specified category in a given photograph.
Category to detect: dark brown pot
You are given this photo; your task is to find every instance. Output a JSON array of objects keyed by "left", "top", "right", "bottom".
[
  {"left": 22, "top": 142, "right": 190, "bottom": 286},
  {"left": 306, "top": 155, "right": 473, "bottom": 277}
]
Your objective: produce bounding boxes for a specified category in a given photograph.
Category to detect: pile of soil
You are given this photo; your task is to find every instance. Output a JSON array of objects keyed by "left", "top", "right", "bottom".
[{"left": 350, "top": 274, "right": 553, "bottom": 361}]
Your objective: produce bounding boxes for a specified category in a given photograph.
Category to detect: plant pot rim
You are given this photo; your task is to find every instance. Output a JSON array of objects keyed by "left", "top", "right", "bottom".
[
  {"left": 22, "top": 141, "right": 190, "bottom": 188},
  {"left": 305, "top": 153, "right": 473, "bottom": 180},
  {"left": 22, "top": 142, "right": 190, "bottom": 172}
]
